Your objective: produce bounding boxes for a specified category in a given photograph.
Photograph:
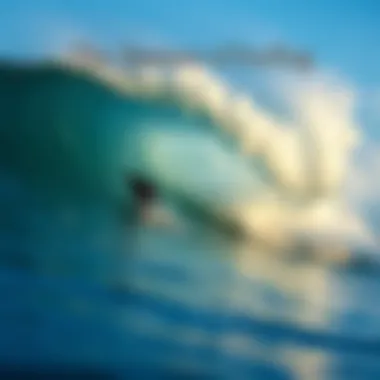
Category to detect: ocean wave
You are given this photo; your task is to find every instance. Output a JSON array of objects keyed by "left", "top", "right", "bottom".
[
  {"left": 0, "top": 55, "right": 379, "bottom": 379},
  {"left": 0, "top": 55, "right": 377, "bottom": 264}
]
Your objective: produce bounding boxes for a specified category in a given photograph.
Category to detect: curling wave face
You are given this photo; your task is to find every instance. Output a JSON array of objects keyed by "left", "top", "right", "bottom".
[{"left": 0, "top": 56, "right": 372, "bottom": 254}]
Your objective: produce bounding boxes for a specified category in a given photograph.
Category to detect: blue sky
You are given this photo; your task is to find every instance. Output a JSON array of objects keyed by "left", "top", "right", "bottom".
[{"left": 1, "top": 0, "right": 379, "bottom": 85}]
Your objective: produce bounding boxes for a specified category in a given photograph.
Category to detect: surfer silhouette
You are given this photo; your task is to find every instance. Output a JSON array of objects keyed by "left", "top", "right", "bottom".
[{"left": 127, "top": 176, "right": 156, "bottom": 224}]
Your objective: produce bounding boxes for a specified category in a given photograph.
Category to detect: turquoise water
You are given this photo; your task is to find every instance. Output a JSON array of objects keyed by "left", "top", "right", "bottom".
[{"left": 0, "top": 62, "right": 379, "bottom": 379}]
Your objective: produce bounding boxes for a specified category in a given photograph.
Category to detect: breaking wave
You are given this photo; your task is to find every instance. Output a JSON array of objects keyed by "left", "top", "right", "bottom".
[{"left": 1, "top": 54, "right": 380, "bottom": 379}]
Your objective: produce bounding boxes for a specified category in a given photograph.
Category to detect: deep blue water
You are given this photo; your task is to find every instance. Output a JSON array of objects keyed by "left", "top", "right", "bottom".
[{"left": 1, "top": 235, "right": 380, "bottom": 379}]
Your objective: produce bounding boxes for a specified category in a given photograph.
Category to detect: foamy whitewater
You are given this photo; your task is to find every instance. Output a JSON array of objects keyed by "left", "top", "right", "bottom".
[{"left": 0, "top": 54, "right": 379, "bottom": 379}]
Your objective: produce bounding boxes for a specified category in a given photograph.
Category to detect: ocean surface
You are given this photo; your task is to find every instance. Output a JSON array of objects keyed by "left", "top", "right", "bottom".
[{"left": 1, "top": 229, "right": 380, "bottom": 379}]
